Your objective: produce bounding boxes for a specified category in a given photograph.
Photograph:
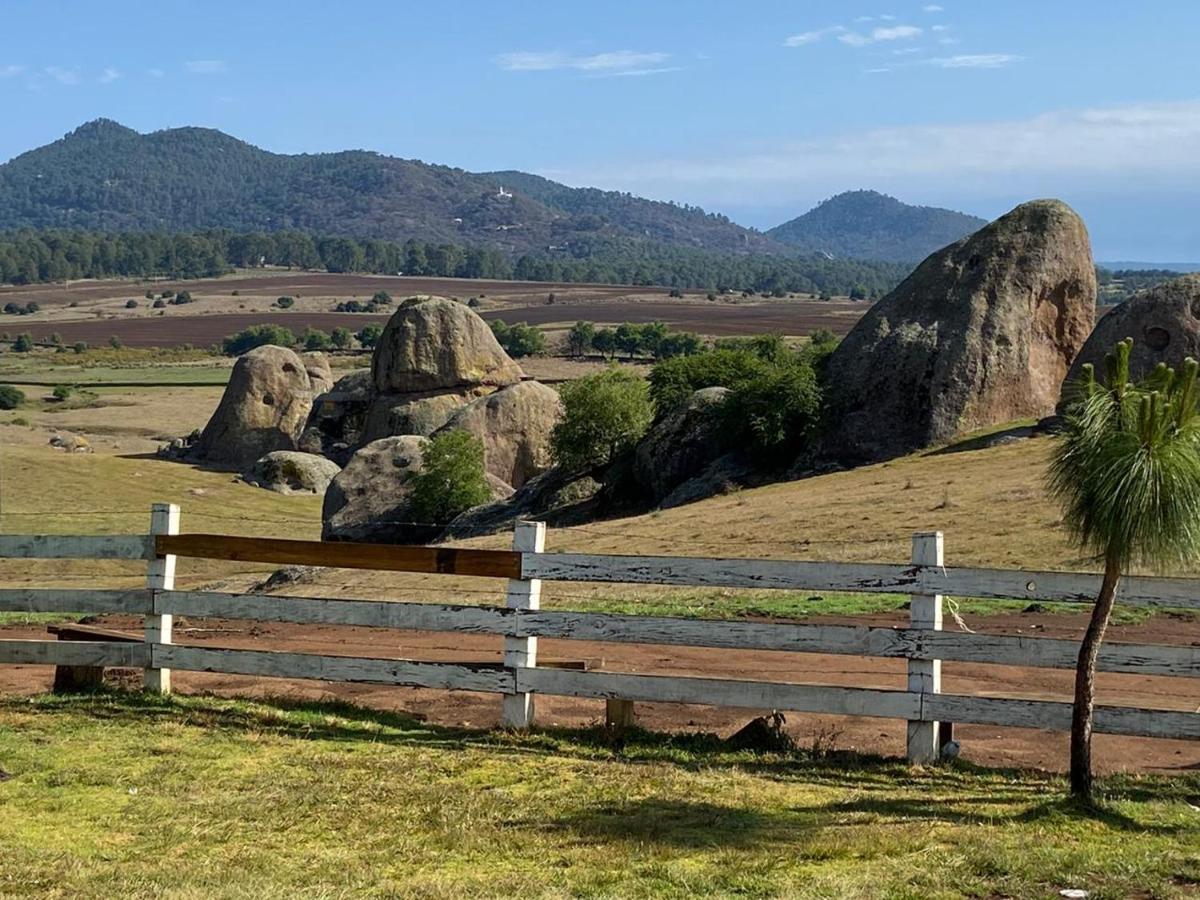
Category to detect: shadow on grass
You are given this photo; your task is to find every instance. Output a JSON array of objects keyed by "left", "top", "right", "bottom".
[
  {"left": 547, "top": 798, "right": 806, "bottom": 849},
  {"left": 9, "top": 688, "right": 1199, "bottom": 829}
]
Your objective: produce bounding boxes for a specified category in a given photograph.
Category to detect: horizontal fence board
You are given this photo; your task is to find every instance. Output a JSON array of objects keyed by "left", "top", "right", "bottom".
[
  {"left": 927, "top": 693, "right": 1200, "bottom": 741},
  {"left": 157, "top": 591, "right": 513, "bottom": 632},
  {"left": 518, "top": 667, "right": 921, "bottom": 719},
  {"left": 157, "top": 534, "right": 521, "bottom": 579},
  {"left": 0, "top": 588, "right": 154, "bottom": 615},
  {"left": 517, "top": 610, "right": 1200, "bottom": 678},
  {"left": 524, "top": 553, "right": 920, "bottom": 594},
  {"left": 931, "top": 567, "right": 1200, "bottom": 610},
  {"left": 154, "top": 645, "right": 514, "bottom": 693},
  {"left": 0, "top": 534, "right": 153, "bottom": 561},
  {"left": 0, "top": 639, "right": 149, "bottom": 667}
]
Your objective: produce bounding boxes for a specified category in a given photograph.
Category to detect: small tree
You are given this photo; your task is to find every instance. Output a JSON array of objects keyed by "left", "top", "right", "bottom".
[
  {"left": 301, "top": 327, "right": 332, "bottom": 351},
  {"left": 109, "top": 335, "right": 123, "bottom": 349},
  {"left": 1048, "top": 339, "right": 1200, "bottom": 801},
  {"left": 73, "top": 341, "right": 88, "bottom": 354},
  {"left": 356, "top": 324, "right": 384, "bottom": 349},
  {"left": 125, "top": 299, "right": 139, "bottom": 309},
  {"left": 0, "top": 384, "right": 25, "bottom": 410},
  {"left": 222, "top": 324, "right": 296, "bottom": 356},
  {"left": 592, "top": 327, "right": 617, "bottom": 360},
  {"left": 275, "top": 296, "right": 295, "bottom": 309},
  {"left": 330, "top": 326, "right": 353, "bottom": 350},
  {"left": 13, "top": 333, "right": 33, "bottom": 352},
  {"left": 408, "top": 431, "right": 492, "bottom": 524},
  {"left": 614, "top": 322, "right": 642, "bottom": 361},
  {"left": 551, "top": 368, "right": 653, "bottom": 472},
  {"left": 153, "top": 298, "right": 167, "bottom": 309},
  {"left": 567, "top": 321, "right": 595, "bottom": 358},
  {"left": 52, "top": 384, "right": 74, "bottom": 401}
]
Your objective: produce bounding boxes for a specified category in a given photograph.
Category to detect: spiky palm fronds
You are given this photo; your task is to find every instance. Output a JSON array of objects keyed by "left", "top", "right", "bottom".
[{"left": 1049, "top": 339, "right": 1200, "bottom": 570}]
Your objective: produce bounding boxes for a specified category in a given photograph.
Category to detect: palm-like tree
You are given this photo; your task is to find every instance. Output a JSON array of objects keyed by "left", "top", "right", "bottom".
[{"left": 1048, "top": 338, "right": 1200, "bottom": 800}]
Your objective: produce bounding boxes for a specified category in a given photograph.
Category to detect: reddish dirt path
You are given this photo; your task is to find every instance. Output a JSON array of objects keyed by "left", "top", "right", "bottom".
[{"left": 3, "top": 608, "right": 1198, "bottom": 775}]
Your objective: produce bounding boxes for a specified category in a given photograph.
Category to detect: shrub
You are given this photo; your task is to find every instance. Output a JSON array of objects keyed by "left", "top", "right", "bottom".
[
  {"left": 13, "top": 333, "right": 33, "bottom": 352},
  {"left": 546, "top": 292, "right": 556, "bottom": 305},
  {"left": 222, "top": 324, "right": 297, "bottom": 356},
  {"left": 24, "top": 301, "right": 39, "bottom": 314},
  {"left": 331, "top": 327, "right": 353, "bottom": 349},
  {"left": 301, "top": 328, "right": 332, "bottom": 351},
  {"left": 48, "top": 333, "right": 62, "bottom": 346},
  {"left": 567, "top": 321, "right": 595, "bottom": 357},
  {"left": 722, "top": 363, "right": 821, "bottom": 465},
  {"left": 0, "top": 385, "right": 25, "bottom": 410},
  {"left": 144, "top": 290, "right": 155, "bottom": 300},
  {"left": 152, "top": 298, "right": 166, "bottom": 309},
  {"left": 649, "top": 348, "right": 770, "bottom": 412},
  {"left": 171, "top": 291, "right": 193, "bottom": 305},
  {"left": 52, "top": 385, "right": 74, "bottom": 401},
  {"left": 125, "top": 299, "right": 139, "bottom": 309},
  {"left": 2, "top": 302, "right": 20, "bottom": 315},
  {"left": 371, "top": 291, "right": 392, "bottom": 305},
  {"left": 11, "top": 416, "right": 29, "bottom": 426},
  {"left": 467, "top": 297, "right": 480, "bottom": 308},
  {"left": 161, "top": 291, "right": 174, "bottom": 299},
  {"left": 109, "top": 335, "right": 123, "bottom": 349},
  {"left": 356, "top": 324, "right": 384, "bottom": 349},
  {"left": 489, "top": 320, "right": 545, "bottom": 358},
  {"left": 275, "top": 296, "right": 295, "bottom": 309},
  {"left": 551, "top": 369, "right": 653, "bottom": 472},
  {"left": 408, "top": 431, "right": 492, "bottom": 524},
  {"left": 72, "top": 341, "right": 88, "bottom": 354},
  {"left": 669, "top": 288, "right": 683, "bottom": 298}
]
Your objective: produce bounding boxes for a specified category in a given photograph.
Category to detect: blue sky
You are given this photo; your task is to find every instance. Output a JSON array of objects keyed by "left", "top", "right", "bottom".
[{"left": 1, "top": 0, "right": 1198, "bottom": 261}]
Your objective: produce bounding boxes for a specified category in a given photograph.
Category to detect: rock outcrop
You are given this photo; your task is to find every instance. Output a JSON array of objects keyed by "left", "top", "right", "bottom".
[
  {"left": 821, "top": 199, "right": 1096, "bottom": 464},
  {"left": 298, "top": 370, "right": 372, "bottom": 465},
  {"left": 1064, "top": 274, "right": 1200, "bottom": 388},
  {"left": 301, "top": 352, "right": 334, "bottom": 396},
  {"left": 633, "top": 387, "right": 730, "bottom": 503},
  {"left": 321, "top": 436, "right": 433, "bottom": 543},
  {"left": 444, "top": 467, "right": 602, "bottom": 538},
  {"left": 246, "top": 450, "right": 341, "bottom": 495},
  {"left": 435, "top": 381, "right": 562, "bottom": 489},
  {"left": 361, "top": 388, "right": 487, "bottom": 443},
  {"left": 194, "top": 345, "right": 315, "bottom": 468}
]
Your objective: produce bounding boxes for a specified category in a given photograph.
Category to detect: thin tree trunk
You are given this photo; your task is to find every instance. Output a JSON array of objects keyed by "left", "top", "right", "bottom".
[{"left": 1070, "top": 552, "right": 1122, "bottom": 800}]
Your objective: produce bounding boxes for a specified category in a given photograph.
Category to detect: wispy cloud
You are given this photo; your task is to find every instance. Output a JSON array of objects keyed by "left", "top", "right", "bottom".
[
  {"left": 783, "top": 26, "right": 844, "bottom": 47},
  {"left": 147, "top": 67, "right": 165, "bottom": 78},
  {"left": 497, "top": 50, "right": 673, "bottom": 76},
  {"left": 922, "top": 4, "right": 944, "bottom": 11},
  {"left": 839, "top": 24, "right": 922, "bottom": 46},
  {"left": 928, "top": 53, "right": 1020, "bottom": 68},
  {"left": 0, "top": 64, "right": 24, "bottom": 78},
  {"left": 185, "top": 59, "right": 227, "bottom": 75},
  {"left": 44, "top": 66, "right": 80, "bottom": 85},
  {"left": 99, "top": 67, "right": 120, "bottom": 84}
]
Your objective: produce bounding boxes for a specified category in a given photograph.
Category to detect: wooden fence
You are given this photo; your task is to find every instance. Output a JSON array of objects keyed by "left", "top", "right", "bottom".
[{"left": 3, "top": 503, "right": 1200, "bottom": 763}]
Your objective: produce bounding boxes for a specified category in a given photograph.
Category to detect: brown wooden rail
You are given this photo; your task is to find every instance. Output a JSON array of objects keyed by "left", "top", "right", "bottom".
[{"left": 155, "top": 534, "right": 522, "bottom": 578}]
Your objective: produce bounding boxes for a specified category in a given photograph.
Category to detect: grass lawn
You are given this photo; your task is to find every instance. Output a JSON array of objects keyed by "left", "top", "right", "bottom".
[{"left": 0, "top": 692, "right": 1197, "bottom": 898}]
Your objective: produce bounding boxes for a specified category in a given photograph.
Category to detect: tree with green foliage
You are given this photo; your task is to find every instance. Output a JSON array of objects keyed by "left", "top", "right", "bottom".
[
  {"left": 0, "top": 384, "right": 25, "bottom": 409},
  {"left": 330, "top": 327, "right": 353, "bottom": 350},
  {"left": 551, "top": 368, "right": 653, "bottom": 472},
  {"left": 1048, "top": 339, "right": 1200, "bottom": 801},
  {"left": 108, "top": 335, "right": 123, "bottom": 349},
  {"left": 356, "top": 324, "right": 384, "bottom": 349},
  {"left": 489, "top": 320, "right": 545, "bottom": 358},
  {"left": 614, "top": 322, "right": 642, "bottom": 361},
  {"left": 222, "top": 324, "right": 296, "bottom": 356},
  {"left": 72, "top": 341, "right": 87, "bottom": 354},
  {"left": 408, "top": 431, "right": 492, "bottom": 524},
  {"left": 125, "top": 299, "right": 138, "bottom": 309},
  {"left": 52, "top": 384, "right": 74, "bottom": 401},
  {"left": 592, "top": 327, "right": 617, "bottom": 360},
  {"left": 371, "top": 291, "right": 392, "bottom": 305},
  {"left": 13, "top": 333, "right": 33, "bottom": 352},
  {"left": 301, "top": 327, "right": 332, "bottom": 351},
  {"left": 722, "top": 362, "right": 821, "bottom": 465},
  {"left": 275, "top": 296, "right": 294, "bottom": 309},
  {"left": 567, "top": 321, "right": 595, "bottom": 358}
]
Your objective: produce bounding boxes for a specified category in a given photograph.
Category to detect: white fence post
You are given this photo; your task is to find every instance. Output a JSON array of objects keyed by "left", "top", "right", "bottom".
[
  {"left": 144, "top": 502, "right": 180, "bottom": 693},
  {"left": 502, "top": 520, "right": 545, "bottom": 728},
  {"left": 907, "top": 530, "right": 943, "bottom": 763}
]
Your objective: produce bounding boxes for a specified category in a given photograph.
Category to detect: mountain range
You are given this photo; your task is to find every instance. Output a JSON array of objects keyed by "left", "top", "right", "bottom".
[{"left": 0, "top": 120, "right": 985, "bottom": 263}]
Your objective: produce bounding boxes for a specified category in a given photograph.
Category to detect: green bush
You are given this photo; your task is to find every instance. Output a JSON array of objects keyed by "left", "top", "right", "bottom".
[
  {"left": 152, "top": 298, "right": 166, "bottom": 309},
  {"left": 649, "top": 348, "right": 770, "bottom": 412},
  {"left": 331, "top": 327, "right": 353, "bottom": 349},
  {"left": 108, "top": 335, "right": 123, "bottom": 349},
  {"left": 51, "top": 385, "right": 74, "bottom": 401},
  {"left": 722, "top": 363, "right": 821, "bottom": 465},
  {"left": 125, "top": 299, "right": 139, "bottom": 309},
  {"left": 13, "top": 333, "right": 33, "bottom": 353},
  {"left": 489, "top": 320, "right": 545, "bottom": 358},
  {"left": 371, "top": 291, "right": 392, "bottom": 305},
  {"left": 356, "top": 324, "right": 384, "bottom": 349},
  {"left": 0, "top": 385, "right": 25, "bottom": 410},
  {"left": 72, "top": 341, "right": 88, "bottom": 354},
  {"left": 222, "top": 324, "right": 297, "bottom": 356},
  {"left": 301, "top": 327, "right": 332, "bottom": 351},
  {"left": 275, "top": 296, "right": 295, "bottom": 309},
  {"left": 551, "top": 368, "right": 653, "bottom": 472},
  {"left": 408, "top": 431, "right": 493, "bottom": 524}
]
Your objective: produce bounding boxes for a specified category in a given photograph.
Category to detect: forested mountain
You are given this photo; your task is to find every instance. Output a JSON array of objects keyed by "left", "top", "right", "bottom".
[
  {"left": 0, "top": 120, "right": 777, "bottom": 255},
  {"left": 767, "top": 190, "right": 987, "bottom": 263}
]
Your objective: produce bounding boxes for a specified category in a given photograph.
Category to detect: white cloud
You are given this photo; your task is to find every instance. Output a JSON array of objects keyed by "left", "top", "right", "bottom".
[
  {"left": 931, "top": 24, "right": 950, "bottom": 31},
  {"left": 544, "top": 100, "right": 1200, "bottom": 205},
  {"left": 893, "top": 46, "right": 922, "bottom": 55},
  {"left": 783, "top": 26, "right": 844, "bottom": 47},
  {"left": 497, "top": 50, "right": 671, "bottom": 74},
  {"left": 928, "top": 53, "right": 1020, "bottom": 68},
  {"left": 879, "top": 13, "right": 897, "bottom": 19},
  {"left": 185, "top": 59, "right": 227, "bottom": 75},
  {"left": 839, "top": 24, "right": 921, "bottom": 46},
  {"left": 99, "top": 67, "right": 120, "bottom": 84},
  {"left": 0, "top": 64, "right": 24, "bottom": 78},
  {"left": 922, "top": 4, "right": 944, "bottom": 11},
  {"left": 44, "top": 66, "right": 80, "bottom": 85}
]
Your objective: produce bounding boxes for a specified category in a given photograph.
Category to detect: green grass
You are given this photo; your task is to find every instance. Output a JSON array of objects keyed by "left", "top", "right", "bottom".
[
  {"left": 0, "top": 611, "right": 80, "bottom": 626},
  {"left": 1, "top": 691, "right": 1197, "bottom": 898}
]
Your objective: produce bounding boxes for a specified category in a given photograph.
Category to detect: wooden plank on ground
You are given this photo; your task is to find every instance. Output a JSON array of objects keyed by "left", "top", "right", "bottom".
[
  {"left": 0, "top": 534, "right": 153, "bottom": 561},
  {"left": 0, "top": 639, "right": 149, "bottom": 667},
  {"left": 156, "top": 534, "right": 521, "bottom": 578},
  {"left": 154, "top": 645, "right": 514, "bottom": 693},
  {"left": 156, "top": 591, "right": 513, "bottom": 632},
  {"left": 518, "top": 667, "right": 921, "bottom": 720},
  {"left": 0, "top": 589, "right": 154, "bottom": 615},
  {"left": 927, "top": 693, "right": 1200, "bottom": 741}
]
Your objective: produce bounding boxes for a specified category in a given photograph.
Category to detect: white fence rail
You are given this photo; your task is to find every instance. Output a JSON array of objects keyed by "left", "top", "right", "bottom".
[{"left": 3, "top": 504, "right": 1200, "bottom": 763}]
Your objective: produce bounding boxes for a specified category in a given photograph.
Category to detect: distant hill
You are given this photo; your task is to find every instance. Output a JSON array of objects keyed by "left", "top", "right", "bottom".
[
  {"left": 0, "top": 119, "right": 777, "bottom": 255},
  {"left": 767, "top": 190, "right": 987, "bottom": 262}
]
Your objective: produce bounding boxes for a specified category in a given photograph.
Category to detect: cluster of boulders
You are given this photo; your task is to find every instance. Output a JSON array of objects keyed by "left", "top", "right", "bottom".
[{"left": 173, "top": 296, "right": 564, "bottom": 542}]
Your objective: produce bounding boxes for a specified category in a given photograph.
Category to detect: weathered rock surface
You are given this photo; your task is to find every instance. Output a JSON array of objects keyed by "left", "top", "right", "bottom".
[
  {"left": 321, "top": 436, "right": 432, "bottom": 543},
  {"left": 246, "top": 450, "right": 341, "bottom": 495},
  {"left": 443, "top": 467, "right": 602, "bottom": 538},
  {"left": 361, "top": 388, "right": 485, "bottom": 443},
  {"left": 634, "top": 387, "right": 730, "bottom": 503},
  {"left": 301, "top": 352, "right": 334, "bottom": 396},
  {"left": 372, "top": 296, "right": 524, "bottom": 394},
  {"left": 194, "top": 345, "right": 315, "bottom": 468},
  {"left": 1064, "top": 274, "right": 1200, "bottom": 387},
  {"left": 298, "top": 369, "right": 372, "bottom": 464},
  {"left": 822, "top": 199, "right": 1096, "bottom": 465},
  {"left": 660, "top": 453, "right": 756, "bottom": 509},
  {"left": 435, "top": 381, "right": 562, "bottom": 489}
]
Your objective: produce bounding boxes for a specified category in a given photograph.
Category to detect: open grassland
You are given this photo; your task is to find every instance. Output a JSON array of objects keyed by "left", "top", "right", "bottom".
[{"left": 1, "top": 692, "right": 1197, "bottom": 899}]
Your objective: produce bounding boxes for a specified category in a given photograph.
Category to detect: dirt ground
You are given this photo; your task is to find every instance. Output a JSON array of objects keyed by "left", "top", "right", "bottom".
[{"left": 2, "top": 606, "right": 1198, "bottom": 776}]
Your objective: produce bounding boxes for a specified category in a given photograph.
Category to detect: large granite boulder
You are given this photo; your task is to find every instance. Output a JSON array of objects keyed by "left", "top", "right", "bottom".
[
  {"left": 634, "top": 387, "right": 730, "bottom": 503},
  {"left": 443, "top": 467, "right": 602, "bottom": 539},
  {"left": 298, "top": 370, "right": 372, "bottom": 465},
  {"left": 194, "top": 345, "right": 315, "bottom": 468},
  {"left": 247, "top": 450, "right": 341, "bottom": 495},
  {"left": 372, "top": 296, "right": 524, "bottom": 394},
  {"left": 1064, "top": 274, "right": 1200, "bottom": 389},
  {"left": 435, "top": 381, "right": 562, "bottom": 489},
  {"left": 301, "top": 352, "right": 334, "bottom": 396},
  {"left": 321, "top": 436, "right": 433, "bottom": 543},
  {"left": 822, "top": 199, "right": 1096, "bottom": 464},
  {"left": 361, "top": 388, "right": 487, "bottom": 443}
]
